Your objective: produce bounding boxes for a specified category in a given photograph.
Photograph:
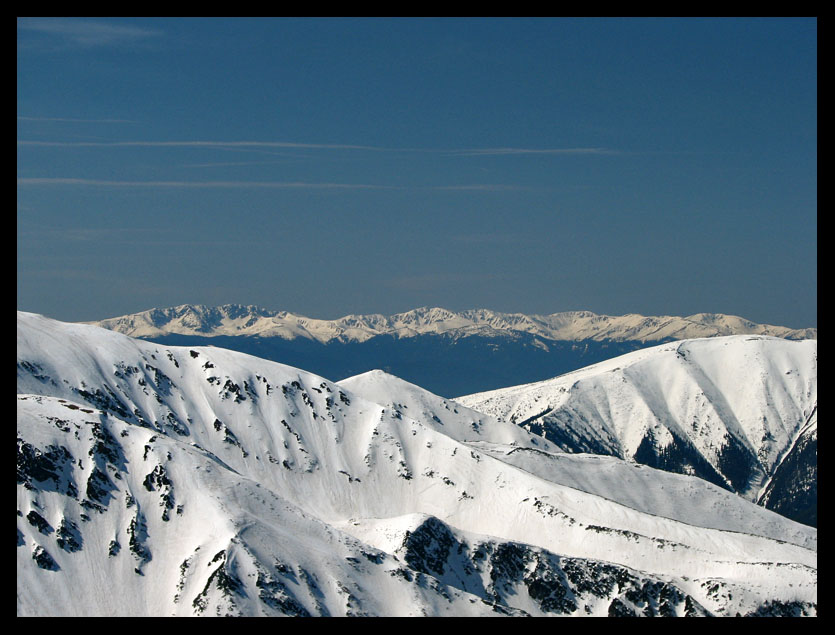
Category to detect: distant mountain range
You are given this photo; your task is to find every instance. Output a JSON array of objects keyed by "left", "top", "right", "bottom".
[
  {"left": 17, "top": 312, "right": 817, "bottom": 616},
  {"left": 90, "top": 304, "right": 817, "bottom": 343},
  {"left": 86, "top": 305, "right": 817, "bottom": 397}
]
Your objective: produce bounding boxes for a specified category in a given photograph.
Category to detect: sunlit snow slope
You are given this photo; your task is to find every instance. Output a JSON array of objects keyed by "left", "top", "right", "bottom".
[
  {"left": 18, "top": 313, "right": 816, "bottom": 616},
  {"left": 456, "top": 336, "right": 817, "bottom": 526}
]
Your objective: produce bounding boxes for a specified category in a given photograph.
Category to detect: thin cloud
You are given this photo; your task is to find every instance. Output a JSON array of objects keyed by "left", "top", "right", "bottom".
[
  {"left": 17, "top": 139, "right": 619, "bottom": 156},
  {"left": 18, "top": 116, "right": 139, "bottom": 124},
  {"left": 19, "top": 225, "right": 271, "bottom": 247},
  {"left": 428, "top": 184, "right": 528, "bottom": 191},
  {"left": 18, "top": 177, "right": 529, "bottom": 192},
  {"left": 449, "top": 147, "right": 620, "bottom": 156},
  {"left": 179, "top": 159, "right": 309, "bottom": 168},
  {"left": 17, "top": 140, "right": 384, "bottom": 151},
  {"left": 17, "top": 177, "right": 400, "bottom": 190},
  {"left": 18, "top": 18, "right": 163, "bottom": 48}
]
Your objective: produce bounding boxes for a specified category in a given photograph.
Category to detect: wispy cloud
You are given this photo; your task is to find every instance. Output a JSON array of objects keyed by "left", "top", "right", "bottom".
[
  {"left": 18, "top": 116, "right": 139, "bottom": 124},
  {"left": 429, "top": 184, "right": 528, "bottom": 191},
  {"left": 448, "top": 147, "right": 620, "bottom": 156},
  {"left": 17, "top": 140, "right": 383, "bottom": 151},
  {"left": 178, "top": 159, "right": 309, "bottom": 169},
  {"left": 17, "top": 139, "right": 619, "bottom": 156},
  {"left": 19, "top": 225, "right": 272, "bottom": 248},
  {"left": 17, "top": 18, "right": 163, "bottom": 48},
  {"left": 17, "top": 177, "right": 399, "bottom": 190},
  {"left": 17, "top": 177, "right": 529, "bottom": 192}
]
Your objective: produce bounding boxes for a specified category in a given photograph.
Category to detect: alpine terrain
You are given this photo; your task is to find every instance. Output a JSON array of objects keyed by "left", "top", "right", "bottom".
[
  {"left": 456, "top": 336, "right": 817, "bottom": 527},
  {"left": 18, "top": 312, "right": 816, "bottom": 616},
  {"left": 87, "top": 304, "right": 817, "bottom": 397}
]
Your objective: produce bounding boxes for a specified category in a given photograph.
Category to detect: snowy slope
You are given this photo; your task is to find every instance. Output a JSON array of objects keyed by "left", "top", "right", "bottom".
[
  {"left": 89, "top": 304, "right": 816, "bottom": 343},
  {"left": 339, "top": 369, "right": 815, "bottom": 549},
  {"left": 455, "top": 336, "right": 817, "bottom": 519},
  {"left": 336, "top": 369, "right": 551, "bottom": 449},
  {"left": 18, "top": 313, "right": 817, "bottom": 616},
  {"left": 18, "top": 394, "right": 512, "bottom": 617}
]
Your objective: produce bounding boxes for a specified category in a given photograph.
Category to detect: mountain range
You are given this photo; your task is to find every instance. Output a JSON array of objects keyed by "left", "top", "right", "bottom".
[
  {"left": 90, "top": 304, "right": 817, "bottom": 343},
  {"left": 86, "top": 304, "right": 817, "bottom": 398},
  {"left": 17, "top": 311, "right": 817, "bottom": 616}
]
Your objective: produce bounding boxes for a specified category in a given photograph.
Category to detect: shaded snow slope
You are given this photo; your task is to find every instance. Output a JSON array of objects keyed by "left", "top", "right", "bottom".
[
  {"left": 18, "top": 313, "right": 817, "bottom": 616},
  {"left": 757, "top": 408, "right": 817, "bottom": 527}
]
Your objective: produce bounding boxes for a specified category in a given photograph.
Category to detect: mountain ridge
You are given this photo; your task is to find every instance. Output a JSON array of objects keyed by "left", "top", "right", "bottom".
[
  {"left": 455, "top": 335, "right": 817, "bottom": 526},
  {"left": 86, "top": 304, "right": 817, "bottom": 344}
]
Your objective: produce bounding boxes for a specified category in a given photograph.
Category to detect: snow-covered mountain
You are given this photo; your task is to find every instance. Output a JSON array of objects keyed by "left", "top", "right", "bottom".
[
  {"left": 455, "top": 336, "right": 817, "bottom": 527},
  {"left": 89, "top": 304, "right": 817, "bottom": 343},
  {"left": 85, "top": 304, "right": 816, "bottom": 398},
  {"left": 17, "top": 312, "right": 816, "bottom": 616}
]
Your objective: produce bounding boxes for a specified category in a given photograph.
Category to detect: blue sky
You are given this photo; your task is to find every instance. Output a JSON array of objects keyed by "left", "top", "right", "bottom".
[{"left": 17, "top": 17, "right": 816, "bottom": 327}]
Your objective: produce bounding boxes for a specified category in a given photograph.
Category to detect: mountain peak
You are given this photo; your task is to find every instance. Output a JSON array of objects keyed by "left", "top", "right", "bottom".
[{"left": 456, "top": 334, "right": 818, "bottom": 516}]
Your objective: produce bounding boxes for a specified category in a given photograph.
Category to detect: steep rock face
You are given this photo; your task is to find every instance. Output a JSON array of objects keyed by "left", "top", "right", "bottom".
[
  {"left": 345, "top": 512, "right": 815, "bottom": 618},
  {"left": 758, "top": 410, "right": 817, "bottom": 527},
  {"left": 18, "top": 313, "right": 817, "bottom": 616},
  {"left": 397, "top": 515, "right": 713, "bottom": 617},
  {"left": 456, "top": 336, "right": 817, "bottom": 526}
]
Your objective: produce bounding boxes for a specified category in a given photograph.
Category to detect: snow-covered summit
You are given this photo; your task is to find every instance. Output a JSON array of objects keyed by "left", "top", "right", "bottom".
[
  {"left": 456, "top": 335, "right": 817, "bottom": 524},
  {"left": 337, "top": 369, "right": 547, "bottom": 449},
  {"left": 88, "top": 304, "right": 817, "bottom": 344}
]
